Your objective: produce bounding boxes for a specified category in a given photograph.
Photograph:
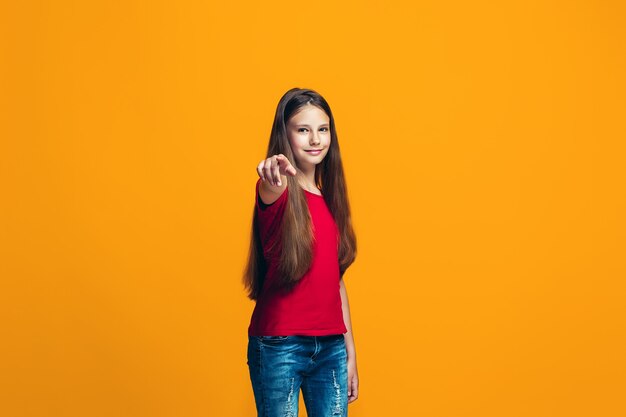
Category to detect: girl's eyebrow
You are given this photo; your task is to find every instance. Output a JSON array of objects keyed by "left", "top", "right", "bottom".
[{"left": 295, "top": 124, "right": 329, "bottom": 127}]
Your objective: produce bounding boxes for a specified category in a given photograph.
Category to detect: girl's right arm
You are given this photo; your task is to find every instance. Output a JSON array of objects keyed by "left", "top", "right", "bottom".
[{"left": 256, "top": 154, "right": 297, "bottom": 205}]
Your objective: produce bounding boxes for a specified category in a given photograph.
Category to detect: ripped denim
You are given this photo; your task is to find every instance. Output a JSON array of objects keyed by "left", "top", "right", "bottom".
[{"left": 247, "top": 334, "right": 348, "bottom": 417}]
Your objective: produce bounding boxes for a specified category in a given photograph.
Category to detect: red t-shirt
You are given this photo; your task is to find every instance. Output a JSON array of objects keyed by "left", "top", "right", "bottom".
[{"left": 247, "top": 178, "right": 347, "bottom": 336}]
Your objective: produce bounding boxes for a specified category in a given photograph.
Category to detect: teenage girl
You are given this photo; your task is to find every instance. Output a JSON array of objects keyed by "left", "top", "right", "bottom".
[{"left": 242, "top": 88, "right": 359, "bottom": 416}]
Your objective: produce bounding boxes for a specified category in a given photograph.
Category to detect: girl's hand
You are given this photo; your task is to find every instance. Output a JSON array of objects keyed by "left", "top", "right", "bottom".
[
  {"left": 347, "top": 356, "right": 359, "bottom": 403},
  {"left": 256, "top": 154, "right": 297, "bottom": 187}
]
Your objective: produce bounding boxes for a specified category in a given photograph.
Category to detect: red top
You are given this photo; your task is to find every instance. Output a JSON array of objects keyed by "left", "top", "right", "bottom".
[{"left": 247, "top": 178, "right": 347, "bottom": 336}]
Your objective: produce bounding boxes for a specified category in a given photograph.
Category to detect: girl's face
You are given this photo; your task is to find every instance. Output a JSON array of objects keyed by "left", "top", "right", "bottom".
[{"left": 286, "top": 105, "right": 331, "bottom": 170}]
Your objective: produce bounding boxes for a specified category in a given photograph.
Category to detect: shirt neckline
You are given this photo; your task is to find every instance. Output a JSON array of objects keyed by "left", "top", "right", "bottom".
[{"left": 302, "top": 188, "right": 323, "bottom": 198}]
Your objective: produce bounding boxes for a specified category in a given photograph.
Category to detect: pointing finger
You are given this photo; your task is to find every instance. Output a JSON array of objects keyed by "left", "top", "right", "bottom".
[{"left": 276, "top": 154, "right": 297, "bottom": 176}]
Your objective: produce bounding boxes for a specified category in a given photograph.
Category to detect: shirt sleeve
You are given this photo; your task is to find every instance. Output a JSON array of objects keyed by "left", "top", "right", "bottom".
[{"left": 255, "top": 178, "right": 289, "bottom": 250}]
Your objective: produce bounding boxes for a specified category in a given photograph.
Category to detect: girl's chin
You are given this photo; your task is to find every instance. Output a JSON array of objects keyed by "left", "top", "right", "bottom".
[{"left": 296, "top": 159, "right": 323, "bottom": 168}]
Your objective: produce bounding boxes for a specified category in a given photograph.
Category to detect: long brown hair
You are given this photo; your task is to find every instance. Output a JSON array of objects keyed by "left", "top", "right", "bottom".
[{"left": 242, "top": 88, "right": 357, "bottom": 301}]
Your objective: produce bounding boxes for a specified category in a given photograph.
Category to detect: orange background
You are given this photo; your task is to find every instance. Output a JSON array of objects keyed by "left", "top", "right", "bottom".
[{"left": 1, "top": 1, "right": 625, "bottom": 416}]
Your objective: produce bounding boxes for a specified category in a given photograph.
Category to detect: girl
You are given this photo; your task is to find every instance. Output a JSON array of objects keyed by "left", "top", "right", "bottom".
[{"left": 243, "top": 88, "right": 359, "bottom": 416}]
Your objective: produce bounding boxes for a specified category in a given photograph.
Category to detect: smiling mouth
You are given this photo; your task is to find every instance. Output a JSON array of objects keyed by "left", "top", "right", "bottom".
[{"left": 305, "top": 149, "right": 323, "bottom": 152}]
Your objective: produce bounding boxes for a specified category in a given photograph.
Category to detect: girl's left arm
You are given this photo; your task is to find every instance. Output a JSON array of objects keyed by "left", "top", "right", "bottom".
[{"left": 340, "top": 278, "right": 359, "bottom": 402}]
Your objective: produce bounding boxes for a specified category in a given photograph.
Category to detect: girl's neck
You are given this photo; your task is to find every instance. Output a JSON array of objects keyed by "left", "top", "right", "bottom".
[{"left": 296, "top": 169, "right": 318, "bottom": 192}]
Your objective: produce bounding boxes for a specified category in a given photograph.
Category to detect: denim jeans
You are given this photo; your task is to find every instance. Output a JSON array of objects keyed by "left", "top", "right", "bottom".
[{"left": 247, "top": 334, "right": 348, "bottom": 417}]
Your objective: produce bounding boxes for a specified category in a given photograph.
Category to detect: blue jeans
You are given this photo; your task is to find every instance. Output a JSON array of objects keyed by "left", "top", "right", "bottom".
[{"left": 247, "top": 334, "right": 348, "bottom": 417}]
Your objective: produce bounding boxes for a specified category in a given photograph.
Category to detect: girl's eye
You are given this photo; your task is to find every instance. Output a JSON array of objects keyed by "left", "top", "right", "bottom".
[{"left": 297, "top": 127, "right": 329, "bottom": 132}]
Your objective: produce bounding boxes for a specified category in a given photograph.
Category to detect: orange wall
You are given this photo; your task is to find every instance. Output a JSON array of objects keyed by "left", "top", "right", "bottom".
[{"left": 1, "top": 1, "right": 624, "bottom": 416}]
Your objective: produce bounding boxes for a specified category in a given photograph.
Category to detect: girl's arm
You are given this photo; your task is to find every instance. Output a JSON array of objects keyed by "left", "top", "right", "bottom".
[
  {"left": 257, "top": 154, "right": 296, "bottom": 205},
  {"left": 339, "top": 278, "right": 356, "bottom": 360},
  {"left": 340, "top": 277, "right": 359, "bottom": 402}
]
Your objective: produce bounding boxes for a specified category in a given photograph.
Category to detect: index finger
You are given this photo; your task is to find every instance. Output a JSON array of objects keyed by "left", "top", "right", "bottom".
[{"left": 276, "top": 154, "right": 293, "bottom": 166}]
